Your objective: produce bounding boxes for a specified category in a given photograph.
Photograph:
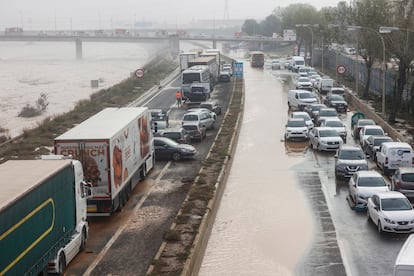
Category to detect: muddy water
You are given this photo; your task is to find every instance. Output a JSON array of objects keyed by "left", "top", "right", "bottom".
[{"left": 199, "top": 63, "right": 314, "bottom": 275}]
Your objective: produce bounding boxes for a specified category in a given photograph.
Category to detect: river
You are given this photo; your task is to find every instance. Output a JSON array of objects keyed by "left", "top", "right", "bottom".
[{"left": 0, "top": 40, "right": 177, "bottom": 138}]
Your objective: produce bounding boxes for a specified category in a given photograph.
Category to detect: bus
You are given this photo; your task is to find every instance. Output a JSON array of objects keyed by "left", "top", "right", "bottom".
[
  {"left": 181, "top": 65, "right": 212, "bottom": 100},
  {"left": 250, "top": 51, "right": 265, "bottom": 68}
]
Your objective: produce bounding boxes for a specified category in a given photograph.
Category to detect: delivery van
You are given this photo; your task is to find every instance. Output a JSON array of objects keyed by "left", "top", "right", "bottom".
[
  {"left": 394, "top": 234, "right": 414, "bottom": 276},
  {"left": 376, "top": 142, "right": 414, "bottom": 176}
]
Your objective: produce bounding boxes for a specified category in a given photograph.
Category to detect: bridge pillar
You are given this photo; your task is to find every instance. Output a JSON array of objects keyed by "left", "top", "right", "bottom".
[
  {"left": 260, "top": 42, "right": 264, "bottom": 51},
  {"left": 75, "top": 38, "right": 82, "bottom": 59},
  {"left": 169, "top": 36, "right": 180, "bottom": 56},
  {"left": 213, "top": 39, "right": 217, "bottom": 49}
]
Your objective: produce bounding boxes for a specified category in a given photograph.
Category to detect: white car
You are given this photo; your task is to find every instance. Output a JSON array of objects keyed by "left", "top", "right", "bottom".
[
  {"left": 367, "top": 191, "right": 414, "bottom": 233},
  {"left": 320, "top": 117, "right": 347, "bottom": 143},
  {"left": 348, "top": 170, "right": 389, "bottom": 206},
  {"left": 295, "top": 77, "right": 313, "bottom": 91},
  {"left": 359, "top": 125, "right": 385, "bottom": 148},
  {"left": 182, "top": 111, "right": 215, "bottom": 130},
  {"left": 285, "top": 118, "right": 308, "bottom": 140},
  {"left": 291, "top": 111, "right": 314, "bottom": 130},
  {"left": 308, "top": 127, "right": 343, "bottom": 151}
]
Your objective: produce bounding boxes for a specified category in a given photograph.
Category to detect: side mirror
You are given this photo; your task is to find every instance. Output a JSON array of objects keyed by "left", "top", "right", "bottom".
[{"left": 334, "top": 155, "right": 338, "bottom": 159}]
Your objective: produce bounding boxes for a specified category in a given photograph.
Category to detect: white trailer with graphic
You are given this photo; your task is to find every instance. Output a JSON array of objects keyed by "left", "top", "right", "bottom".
[{"left": 54, "top": 107, "right": 155, "bottom": 216}]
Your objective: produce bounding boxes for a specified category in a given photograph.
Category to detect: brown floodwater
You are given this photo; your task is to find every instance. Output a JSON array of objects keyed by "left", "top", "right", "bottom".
[{"left": 199, "top": 60, "right": 314, "bottom": 275}]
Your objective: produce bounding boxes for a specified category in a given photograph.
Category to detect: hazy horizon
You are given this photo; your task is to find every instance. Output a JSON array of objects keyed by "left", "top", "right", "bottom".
[{"left": 1, "top": 0, "right": 341, "bottom": 30}]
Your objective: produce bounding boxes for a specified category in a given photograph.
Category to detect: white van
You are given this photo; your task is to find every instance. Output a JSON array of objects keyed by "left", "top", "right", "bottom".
[
  {"left": 394, "top": 234, "right": 414, "bottom": 276},
  {"left": 376, "top": 142, "right": 414, "bottom": 176},
  {"left": 318, "top": 78, "right": 334, "bottom": 94},
  {"left": 288, "top": 90, "right": 318, "bottom": 110},
  {"left": 291, "top": 56, "right": 305, "bottom": 72}
]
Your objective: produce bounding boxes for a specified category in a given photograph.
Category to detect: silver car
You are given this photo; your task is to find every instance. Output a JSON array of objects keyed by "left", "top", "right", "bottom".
[
  {"left": 308, "top": 127, "right": 343, "bottom": 151},
  {"left": 391, "top": 167, "right": 414, "bottom": 199},
  {"left": 335, "top": 146, "right": 368, "bottom": 179}
]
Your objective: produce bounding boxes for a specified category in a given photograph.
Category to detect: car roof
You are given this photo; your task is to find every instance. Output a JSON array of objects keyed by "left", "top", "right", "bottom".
[
  {"left": 319, "top": 108, "right": 337, "bottom": 112},
  {"left": 182, "top": 121, "right": 201, "bottom": 126},
  {"left": 288, "top": 118, "right": 306, "bottom": 122},
  {"left": 292, "top": 111, "right": 309, "bottom": 116},
  {"left": 374, "top": 191, "right": 407, "bottom": 199},
  {"left": 161, "top": 127, "right": 184, "bottom": 133},
  {"left": 356, "top": 119, "right": 375, "bottom": 124},
  {"left": 362, "top": 125, "right": 383, "bottom": 130},
  {"left": 356, "top": 170, "right": 382, "bottom": 177},
  {"left": 371, "top": 135, "right": 392, "bottom": 140},
  {"left": 290, "top": 89, "right": 313, "bottom": 94},
  {"left": 396, "top": 167, "right": 414, "bottom": 173},
  {"left": 381, "top": 141, "right": 412, "bottom": 148},
  {"left": 323, "top": 117, "right": 341, "bottom": 122},
  {"left": 339, "top": 145, "right": 361, "bottom": 151},
  {"left": 315, "top": 127, "right": 338, "bottom": 131}
]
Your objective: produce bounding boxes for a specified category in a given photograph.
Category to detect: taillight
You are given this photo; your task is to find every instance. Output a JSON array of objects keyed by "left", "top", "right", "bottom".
[
  {"left": 412, "top": 157, "right": 414, "bottom": 165},
  {"left": 395, "top": 180, "right": 401, "bottom": 187},
  {"left": 385, "top": 157, "right": 388, "bottom": 165}
]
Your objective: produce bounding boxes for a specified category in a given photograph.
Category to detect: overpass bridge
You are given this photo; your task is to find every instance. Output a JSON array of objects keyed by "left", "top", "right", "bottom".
[{"left": 0, "top": 33, "right": 293, "bottom": 59}]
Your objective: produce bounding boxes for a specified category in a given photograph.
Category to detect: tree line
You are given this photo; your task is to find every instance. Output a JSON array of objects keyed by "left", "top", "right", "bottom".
[{"left": 242, "top": 0, "right": 414, "bottom": 123}]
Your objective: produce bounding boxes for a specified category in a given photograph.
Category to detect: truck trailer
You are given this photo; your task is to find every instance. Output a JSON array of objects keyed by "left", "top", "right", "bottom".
[
  {"left": 179, "top": 52, "right": 198, "bottom": 71},
  {"left": 0, "top": 158, "right": 91, "bottom": 275},
  {"left": 54, "top": 107, "right": 155, "bottom": 215}
]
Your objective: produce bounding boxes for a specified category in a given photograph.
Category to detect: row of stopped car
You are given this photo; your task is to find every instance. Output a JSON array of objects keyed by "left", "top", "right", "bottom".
[
  {"left": 339, "top": 115, "right": 414, "bottom": 234},
  {"left": 148, "top": 101, "right": 222, "bottom": 161}
]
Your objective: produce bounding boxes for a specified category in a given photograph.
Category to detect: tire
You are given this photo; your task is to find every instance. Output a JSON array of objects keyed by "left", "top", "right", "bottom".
[
  {"left": 383, "top": 166, "right": 390, "bottom": 176},
  {"left": 57, "top": 253, "right": 66, "bottom": 275},
  {"left": 79, "top": 227, "right": 87, "bottom": 251},
  {"left": 172, "top": 152, "right": 181, "bottom": 161},
  {"left": 377, "top": 221, "right": 383, "bottom": 233},
  {"left": 367, "top": 209, "right": 370, "bottom": 221},
  {"left": 316, "top": 143, "right": 321, "bottom": 151}
]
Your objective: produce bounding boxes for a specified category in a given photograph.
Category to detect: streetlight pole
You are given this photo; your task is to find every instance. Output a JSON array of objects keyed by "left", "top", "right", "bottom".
[{"left": 348, "top": 25, "right": 386, "bottom": 116}]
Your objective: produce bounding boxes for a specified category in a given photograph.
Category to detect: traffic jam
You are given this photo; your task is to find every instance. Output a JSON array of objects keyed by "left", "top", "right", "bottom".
[{"left": 278, "top": 56, "right": 414, "bottom": 236}]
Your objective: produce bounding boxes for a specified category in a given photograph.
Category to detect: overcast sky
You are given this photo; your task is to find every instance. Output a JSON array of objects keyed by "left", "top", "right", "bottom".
[{"left": 1, "top": 0, "right": 342, "bottom": 30}]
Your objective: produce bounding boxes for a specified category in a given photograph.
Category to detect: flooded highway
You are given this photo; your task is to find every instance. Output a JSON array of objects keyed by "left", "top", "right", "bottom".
[
  {"left": 199, "top": 61, "right": 315, "bottom": 275},
  {"left": 200, "top": 54, "right": 408, "bottom": 275}
]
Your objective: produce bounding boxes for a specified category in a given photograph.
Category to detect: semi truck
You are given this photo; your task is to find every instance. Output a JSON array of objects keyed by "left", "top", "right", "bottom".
[
  {"left": 54, "top": 107, "right": 155, "bottom": 216},
  {"left": 179, "top": 52, "right": 198, "bottom": 71},
  {"left": 0, "top": 157, "right": 92, "bottom": 275},
  {"left": 250, "top": 51, "right": 265, "bottom": 68}
]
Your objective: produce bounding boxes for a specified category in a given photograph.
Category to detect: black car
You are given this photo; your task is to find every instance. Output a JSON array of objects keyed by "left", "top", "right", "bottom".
[
  {"left": 149, "top": 109, "right": 169, "bottom": 124},
  {"left": 199, "top": 101, "right": 222, "bottom": 115},
  {"left": 153, "top": 137, "right": 196, "bottom": 161},
  {"left": 323, "top": 95, "right": 348, "bottom": 113},
  {"left": 157, "top": 127, "right": 191, "bottom": 144}
]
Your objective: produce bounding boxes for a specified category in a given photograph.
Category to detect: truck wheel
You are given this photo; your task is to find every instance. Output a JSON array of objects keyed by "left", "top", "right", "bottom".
[
  {"left": 172, "top": 152, "right": 181, "bottom": 161},
  {"left": 79, "top": 227, "right": 87, "bottom": 251},
  {"left": 57, "top": 253, "right": 66, "bottom": 275}
]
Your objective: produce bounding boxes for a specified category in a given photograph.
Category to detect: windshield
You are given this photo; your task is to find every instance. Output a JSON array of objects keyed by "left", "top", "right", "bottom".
[
  {"left": 365, "top": 128, "right": 384, "bottom": 136},
  {"left": 299, "top": 93, "right": 316, "bottom": 99},
  {"left": 325, "top": 121, "right": 343, "bottom": 127},
  {"left": 298, "top": 77, "right": 310, "bottom": 82},
  {"left": 402, "top": 173, "right": 414, "bottom": 182},
  {"left": 319, "top": 110, "right": 338, "bottom": 117},
  {"left": 338, "top": 149, "right": 365, "bottom": 160},
  {"left": 183, "top": 125, "right": 197, "bottom": 131},
  {"left": 330, "top": 95, "right": 345, "bottom": 101},
  {"left": 373, "top": 138, "right": 392, "bottom": 146},
  {"left": 381, "top": 198, "right": 412, "bottom": 211},
  {"left": 292, "top": 113, "right": 311, "bottom": 121},
  {"left": 296, "top": 60, "right": 305, "bottom": 66},
  {"left": 183, "top": 114, "right": 199, "bottom": 121},
  {"left": 358, "top": 120, "right": 375, "bottom": 127},
  {"left": 319, "top": 129, "right": 339, "bottom": 137},
  {"left": 182, "top": 73, "right": 201, "bottom": 84},
  {"left": 331, "top": 89, "right": 344, "bottom": 95},
  {"left": 357, "top": 176, "right": 387, "bottom": 187},
  {"left": 287, "top": 120, "right": 306, "bottom": 127}
]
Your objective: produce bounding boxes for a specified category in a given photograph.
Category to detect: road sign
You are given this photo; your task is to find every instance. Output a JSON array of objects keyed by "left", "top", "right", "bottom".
[
  {"left": 336, "top": 65, "right": 347, "bottom": 75},
  {"left": 234, "top": 62, "right": 244, "bottom": 77},
  {"left": 283, "top": 29, "right": 297, "bottom": 41},
  {"left": 135, "top": 68, "right": 145, "bottom": 78}
]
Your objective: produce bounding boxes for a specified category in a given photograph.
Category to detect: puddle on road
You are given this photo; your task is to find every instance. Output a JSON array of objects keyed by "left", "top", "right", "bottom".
[{"left": 199, "top": 63, "right": 314, "bottom": 275}]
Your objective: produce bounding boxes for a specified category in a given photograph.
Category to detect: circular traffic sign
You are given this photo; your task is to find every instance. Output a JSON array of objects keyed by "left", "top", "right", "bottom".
[
  {"left": 336, "top": 65, "right": 347, "bottom": 75},
  {"left": 135, "top": 68, "right": 145, "bottom": 78}
]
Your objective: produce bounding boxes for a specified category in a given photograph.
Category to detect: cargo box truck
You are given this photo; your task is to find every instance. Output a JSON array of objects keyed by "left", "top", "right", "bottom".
[
  {"left": 179, "top": 52, "right": 198, "bottom": 71},
  {"left": 54, "top": 107, "right": 155, "bottom": 216},
  {"left": 0, "top": 157, "right": 92, "bottom": 275}
]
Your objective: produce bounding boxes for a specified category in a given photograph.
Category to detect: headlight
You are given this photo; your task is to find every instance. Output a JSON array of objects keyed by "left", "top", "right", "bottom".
[{"left": 384, "top": 218, "right": 396, "bottom": 224}]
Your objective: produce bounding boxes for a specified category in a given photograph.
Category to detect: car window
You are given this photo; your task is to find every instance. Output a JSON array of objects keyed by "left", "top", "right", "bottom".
[
  {"left": 401, "top": 173, "right": 414, "bottom": 182},
  {"left": 164, "top": 133, "right": 180, "bottom": 139},
  {"left": 184, "top": 114, "right": 199, "bottom": 121},
  {"left": 365, "top": 128, "right": 384, "bottom": 136},
  {"left": 358, "top": 176, "right": 387, "bottom": 187},
  {"left": 299, "top": 93, "right": 316, "bottom": 99},
  {"left": 319, "top": 129, "right": 339, "bottom": 137},
  {"left": 325, "top": 121, "right": 343, "bottom": 127},
  {"left": 338, "top": 149, "right": 365, "bottom": 160},
  {"left": 287, "top": 120, "right": 306, "bottom": 127},
  {"left": 381, "top": 198, "right": 412, "bottom": 211},
  {"left": 183, "top": 125, "right": 197, "bottom": 131}
]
